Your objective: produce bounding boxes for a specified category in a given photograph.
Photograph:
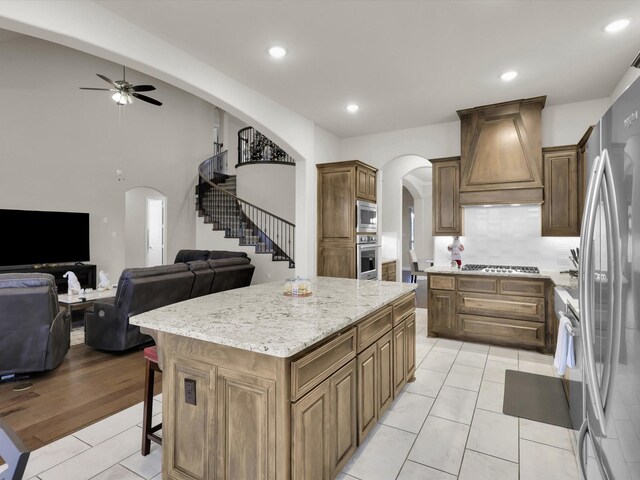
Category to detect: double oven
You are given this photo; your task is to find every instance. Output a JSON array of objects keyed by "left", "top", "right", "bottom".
[{"left": 356, "top": 201, "right": 378, "bottom": 280}]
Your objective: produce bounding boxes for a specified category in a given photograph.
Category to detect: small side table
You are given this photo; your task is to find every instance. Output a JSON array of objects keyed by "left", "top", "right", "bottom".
[{"left": 58, "top": 289, "right": 116, "bottom": 317}]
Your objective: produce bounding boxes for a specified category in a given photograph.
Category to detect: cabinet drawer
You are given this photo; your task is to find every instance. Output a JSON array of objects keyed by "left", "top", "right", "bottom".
[
  {"left": 429, "top": 275, "right": 455, "bottom": 291},
  {"left": 457, "top": 292, "right": 545, "bottom": 322},
  {"left": 291, "top": 329, "right": 357, "bottom": 401},
  {"left": 457, "top": 276, "right": 498, "bottom": 294},
  {"left": 499, "top": 278, "right": 545, "bottom": 297},
  {"left": 458, "top": 314, "right": 545, "bottom": 348},
  {"left": 357, "top": 305, "right": 393, "bottom": 352},
  {"left": 393, "top": 292, "right": 416, "bottom": 326}
]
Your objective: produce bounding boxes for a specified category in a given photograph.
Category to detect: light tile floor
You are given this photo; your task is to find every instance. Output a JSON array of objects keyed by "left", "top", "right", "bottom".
[{"left": 22, "top": 308, "right": 579, "bottom": 479}]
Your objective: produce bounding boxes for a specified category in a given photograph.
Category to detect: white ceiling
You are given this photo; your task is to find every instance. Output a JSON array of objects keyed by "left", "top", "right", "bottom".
[{"left": 87, "top": 1, "right": 640, "bottom": 138}]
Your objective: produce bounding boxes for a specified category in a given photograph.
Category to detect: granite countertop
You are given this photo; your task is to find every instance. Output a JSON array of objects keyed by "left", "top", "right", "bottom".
[
  {"left": 424, "top": 265, "right": 577, "bottom": 288},
  {"left": 130, "top": 277, "right": 416, "bottom": 358}
]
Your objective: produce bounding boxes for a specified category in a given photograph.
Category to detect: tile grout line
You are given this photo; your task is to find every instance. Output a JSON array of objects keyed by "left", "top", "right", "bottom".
[{"left": 455, "top": 341, "right": 488, "bottom": 478}]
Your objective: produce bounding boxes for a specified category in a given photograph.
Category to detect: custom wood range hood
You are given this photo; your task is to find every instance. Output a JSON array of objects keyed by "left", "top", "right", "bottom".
[{"left": 457, "top": 96, "right": 546, "bottom": 205}]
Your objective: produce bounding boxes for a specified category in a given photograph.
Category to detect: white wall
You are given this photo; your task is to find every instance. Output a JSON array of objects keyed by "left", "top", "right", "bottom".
[
  {"left": 196, "top": 218, "right": 293, "bottom": 284},
  {"left": 0, "top": 35, "right": 214, "bottom": 278},
  {"left": 125, "top": 187, "right": 166, "bottom": 269},
  {"left": 236, "top": 164, "right": 295, "bottom": 223},
  {"left": 433, "top": 206, "right": 579, "bottom": 271}
]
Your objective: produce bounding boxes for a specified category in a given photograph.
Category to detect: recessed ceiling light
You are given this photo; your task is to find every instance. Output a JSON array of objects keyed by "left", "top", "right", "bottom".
[
  {"left": 604, "top": 19, "right": 630, "bottom": 33},
  {"left": 268, "top": 46, "right": 287, "bottom": 58},
  {"left": 500, "top": 71, "right": 518, "bottom": 81},
  {"left": 346, "top": 104, "right": 360, "bottom": 113}
]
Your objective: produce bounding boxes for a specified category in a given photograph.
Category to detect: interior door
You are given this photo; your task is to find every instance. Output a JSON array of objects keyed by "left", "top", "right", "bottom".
[{"left": 145, "top": 197, "right": 165, "bottom": 267}]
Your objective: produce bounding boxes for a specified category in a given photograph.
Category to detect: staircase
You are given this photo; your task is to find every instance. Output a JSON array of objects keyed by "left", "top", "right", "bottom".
[{"left": 196, "top": 149, "right": 295, "bottom": 267}]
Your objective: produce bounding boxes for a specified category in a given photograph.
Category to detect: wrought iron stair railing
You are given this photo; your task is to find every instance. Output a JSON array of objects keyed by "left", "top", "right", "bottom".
[
  {"left": 237, "top": 126, "right": 295, "bottom": 167},
  {"left": 197, "top": 151, "right": 295, "bottom": 267}
]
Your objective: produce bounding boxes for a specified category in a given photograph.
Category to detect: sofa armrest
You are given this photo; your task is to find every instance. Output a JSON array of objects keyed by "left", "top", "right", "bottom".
[
  {"left": 45, "top": 309, "right": 71, "bottom": 370},
  {"left": 85, "top": 301, "right": 129, "bottom": 350}
]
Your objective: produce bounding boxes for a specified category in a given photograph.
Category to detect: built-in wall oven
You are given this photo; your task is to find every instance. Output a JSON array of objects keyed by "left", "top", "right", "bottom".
[
  {"left": 357, "top": 235, "right": 378, "bottom": 280},
  {"left": 356, "top": 200, "right": 377, "bottom": 233}
]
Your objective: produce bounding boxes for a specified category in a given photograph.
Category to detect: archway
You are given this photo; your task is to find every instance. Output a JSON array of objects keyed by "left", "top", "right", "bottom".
[{"left": 379, "top": 154, "right": 432, "bottom": 280}]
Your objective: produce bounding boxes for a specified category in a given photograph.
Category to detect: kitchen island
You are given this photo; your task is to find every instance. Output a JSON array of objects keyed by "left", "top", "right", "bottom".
[{"left": 131, "top": 277, "right": 416, "bottom": 480}]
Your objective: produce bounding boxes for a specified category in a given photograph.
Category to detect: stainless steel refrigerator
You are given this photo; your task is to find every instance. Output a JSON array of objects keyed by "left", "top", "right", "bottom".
[{"left": 578, "top": 73, "right": 640, "bottom": 479}]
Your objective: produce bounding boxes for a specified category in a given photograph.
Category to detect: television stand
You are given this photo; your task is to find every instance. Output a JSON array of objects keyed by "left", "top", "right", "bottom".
[{"left": 0, "top": 263, "right": 96, "bottom": 294}]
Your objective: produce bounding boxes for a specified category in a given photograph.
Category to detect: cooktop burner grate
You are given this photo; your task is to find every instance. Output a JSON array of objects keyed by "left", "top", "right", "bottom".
[{"left": 461, "top": 264, "right": 540, "bottom": 274}]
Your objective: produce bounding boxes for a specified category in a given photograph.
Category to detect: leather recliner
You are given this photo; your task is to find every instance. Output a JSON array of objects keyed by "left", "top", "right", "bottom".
[
  {"left": 0, "top": 273, "right": 70, "bottom": 375},
  {"left": 85, "top": 264, "right": 195, "bottom": 351}
]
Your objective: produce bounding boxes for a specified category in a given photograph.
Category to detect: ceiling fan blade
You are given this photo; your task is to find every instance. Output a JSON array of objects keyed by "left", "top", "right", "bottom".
[
  {"left": 79, "top": 87, "right": 113, "bottom": 91},
  {"left": 132, "top": 92, "right": 163, "bottom": 106},
  {"left": 96, "top": 74, "right": 118, "bottom": 88},
  {"left": 132, "top": 85, "right": 156, "bottom": 92}
]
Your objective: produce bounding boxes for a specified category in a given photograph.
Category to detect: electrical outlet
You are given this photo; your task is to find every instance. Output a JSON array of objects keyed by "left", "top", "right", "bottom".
[{"left": 185, "top": 378, "right": 196, "bottom": 405}]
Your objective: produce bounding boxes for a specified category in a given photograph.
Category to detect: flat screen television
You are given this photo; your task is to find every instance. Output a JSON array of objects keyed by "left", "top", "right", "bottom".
[{"left": 0, "top": 209, "right": 90, "bottom": 267}]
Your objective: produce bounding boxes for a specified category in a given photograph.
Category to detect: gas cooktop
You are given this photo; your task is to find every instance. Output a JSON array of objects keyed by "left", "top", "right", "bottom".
[{"left": 461, "top": 264, "right": 540, "bottom": 275}]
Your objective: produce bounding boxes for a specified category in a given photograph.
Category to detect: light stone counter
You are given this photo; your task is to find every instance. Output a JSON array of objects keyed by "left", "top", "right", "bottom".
[{"left": 130, "top": 276, "right": 416, "bottom": 358}]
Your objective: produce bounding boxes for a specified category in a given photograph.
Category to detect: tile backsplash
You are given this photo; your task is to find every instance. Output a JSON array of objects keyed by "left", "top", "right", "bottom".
[{"left": 433, "top": 205, "right": 580, "bottom": 271}]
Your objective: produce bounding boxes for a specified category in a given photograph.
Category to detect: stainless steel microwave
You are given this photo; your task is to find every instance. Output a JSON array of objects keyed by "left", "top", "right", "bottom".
[{"left": 356, "top": 200, "right": 377, "bottom": 233}]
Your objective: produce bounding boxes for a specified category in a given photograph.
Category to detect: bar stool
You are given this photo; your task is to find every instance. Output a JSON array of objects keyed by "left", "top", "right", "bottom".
[{"left": 142, "top": 346, "right": 162, "bottom": 456}]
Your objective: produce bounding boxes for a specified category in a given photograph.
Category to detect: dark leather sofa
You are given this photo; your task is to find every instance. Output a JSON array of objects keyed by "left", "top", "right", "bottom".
[
  {"left": 84, "top": 251, "right": 254, "bottom": 351},
  {"left": 0, "top": 273, "right": 70, "bottom": 375}
]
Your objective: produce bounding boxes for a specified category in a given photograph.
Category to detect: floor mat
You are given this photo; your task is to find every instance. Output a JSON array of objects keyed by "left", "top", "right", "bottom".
[{"left": 503, "top": 369, "right": 573, "bottom": 429}]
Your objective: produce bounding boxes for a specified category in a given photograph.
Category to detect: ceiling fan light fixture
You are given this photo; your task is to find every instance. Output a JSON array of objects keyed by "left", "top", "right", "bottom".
[{"left": 112, "top": 92, "right": 133, "bottom": 105}]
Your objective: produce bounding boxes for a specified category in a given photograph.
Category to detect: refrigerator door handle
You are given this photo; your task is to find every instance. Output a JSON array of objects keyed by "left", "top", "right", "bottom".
[
  {"left": 577, "top": 420, "right": 588, "bottom": 480},
  {"left": 599, "top": 149, "right": 623, "bottom": 420},
  {"left": 579, "top": 151, "right": 608, "bottom": 434}
]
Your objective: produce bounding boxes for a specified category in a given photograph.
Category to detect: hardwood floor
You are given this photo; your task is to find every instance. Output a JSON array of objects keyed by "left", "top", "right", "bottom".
[{"left": 0, "top": 343, "right": 161, "bottom": 452}]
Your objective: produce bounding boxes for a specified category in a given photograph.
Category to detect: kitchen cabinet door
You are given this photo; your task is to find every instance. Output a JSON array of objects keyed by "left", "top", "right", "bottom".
[
  {"left": 317, "top": 244, "right": 356, "bottom": 279},
  {"left": 432, "top": 157, "right": 463, "bottom": 236},
  {"left": 329, "top": 359, "right": 357, "bottom": 478},
  {"left": 393, "top": 322, "right": 406, "bottom": 397},
  {"left": 377, "top": 331, "right": 394, "bottom": 417},
  {"left": 292, "top": 380, "right": 331, "bottom": 480},
  {"left": 356, "top": 165, "right": 376, "bottom": 202},
  {"left": 357, "top": 342, "right": 378, "bottom": 443},
  {"left": 428, "top": 289, "right": 457, "bottom": 336},
  {"left": 405, "top": 313, "right": 416, "bottom": 382},
  {"left": 542, "top": 146, "right": 579, "bottom": 236}
]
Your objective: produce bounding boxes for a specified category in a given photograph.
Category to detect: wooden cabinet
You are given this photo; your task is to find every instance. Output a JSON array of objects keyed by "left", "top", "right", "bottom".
[
  {"left": 317, "top": 244, "right": 356, "bottom": 279},
  {"left": 161, "top": 294, "right": 415, "bottom": 480},
  {"left": 428, "top": 273, "right": 551, "bottom": 352},
  {"left": 357, "top": 342, "right": 377, "bottom": 443},
  {"left": 377, "top": 331, "right": 394, "bottom": 417},
  {"left": 381, "top": 260, "right": 397, "bottom": 281},
  {"left": 216, "top": 368, "right": 276, "bottom": 480},
  {"left": 405, "top": 313, "right": 416, "bottom": 381},
  {"left": 317, "top": 160, "right": 377, "bottom": 278},
  {"left": 356, "top": 164, "right": 377, "bottom": 202},
  {"left": 542, "top": 145, "right": 580, "bottom": 236},
  {"left": 292, "top": 378, "right": 331, "bottom": 480},
  {"left": 392, "top": 322, "right": 406, "bottom": 397},
  {"left": 457, "top": 97, "right": 545, "bottom": 205},
  {"left": 431, "top": 157, "right": 463, "bottom": 236},
  {"left": 328, "top": 360, "right": 357, "bottom": 477},
  {"left": 428, "top": 289, "right": 457, "bottom": 336},
  {"left": 292, "top": 358, "right": 358, "bottom": 480}
]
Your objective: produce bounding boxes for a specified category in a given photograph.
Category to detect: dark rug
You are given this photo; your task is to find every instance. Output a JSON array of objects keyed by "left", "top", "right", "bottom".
[{"left": 503, "top": 369, "right": 573, "bottom": 429}]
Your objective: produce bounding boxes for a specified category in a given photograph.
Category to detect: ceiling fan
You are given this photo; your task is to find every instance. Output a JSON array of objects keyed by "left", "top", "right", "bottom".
[{"left": 79, "top": 66, "right": 163, "bottom": 106}]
